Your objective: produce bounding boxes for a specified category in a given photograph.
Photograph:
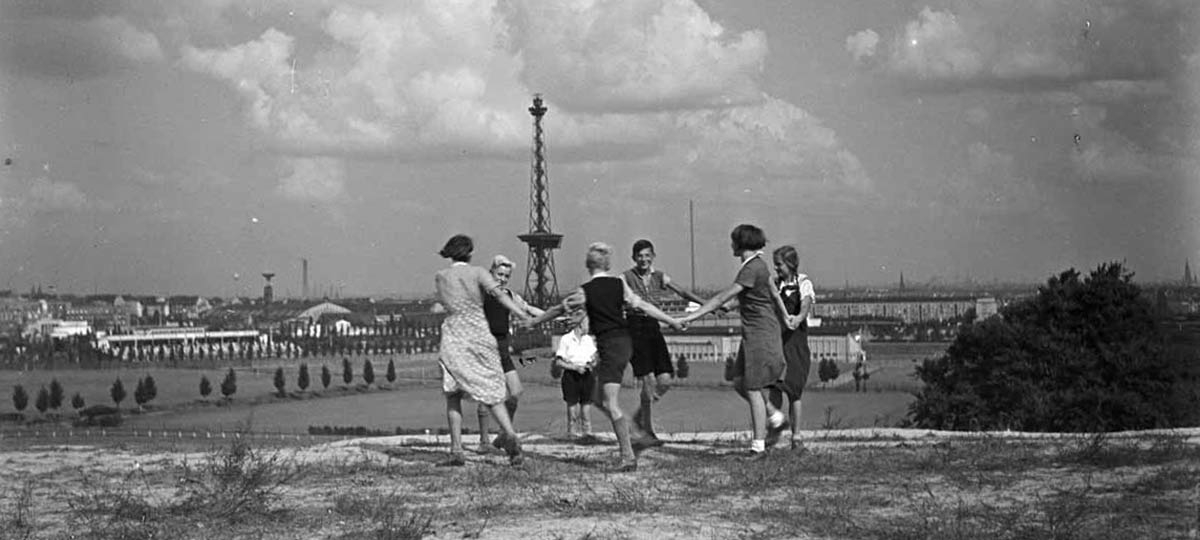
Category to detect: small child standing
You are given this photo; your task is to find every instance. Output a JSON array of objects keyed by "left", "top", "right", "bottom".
[{"left": 555, "top": 315, "right": 597, "bottom": 441}]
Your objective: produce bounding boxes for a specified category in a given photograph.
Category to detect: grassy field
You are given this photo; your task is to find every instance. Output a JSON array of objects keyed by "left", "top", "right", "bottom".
[
  {"left": 2, "top": 428, "right": 1197, "bottom": 539},
  {"left": 1, "top": 343, "right": 941, "bottom": 435}
]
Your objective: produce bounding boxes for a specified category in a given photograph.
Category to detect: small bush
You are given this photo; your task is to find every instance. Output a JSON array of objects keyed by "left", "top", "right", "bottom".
[
  {"left": 175, "top": 438, "right": 300, "bottom": 522},
  {"left": 71, "top": 392, "right": 85, "bottom": 410}
]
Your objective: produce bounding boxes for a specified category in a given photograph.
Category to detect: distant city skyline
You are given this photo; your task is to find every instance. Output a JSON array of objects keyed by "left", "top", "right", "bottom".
[{"left": 1, "top": 0, "right": 1197, "bottom": 297}]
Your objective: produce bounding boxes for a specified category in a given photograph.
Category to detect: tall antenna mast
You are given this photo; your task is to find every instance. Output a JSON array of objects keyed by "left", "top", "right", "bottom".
[{"left": 518, "top": 94, "right": 563, "bottom": 308}]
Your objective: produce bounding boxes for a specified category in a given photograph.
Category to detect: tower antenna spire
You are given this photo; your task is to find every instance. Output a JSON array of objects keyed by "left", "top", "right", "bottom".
[{"left": 518, "top": 94, "right": 563, "bottom": 308}]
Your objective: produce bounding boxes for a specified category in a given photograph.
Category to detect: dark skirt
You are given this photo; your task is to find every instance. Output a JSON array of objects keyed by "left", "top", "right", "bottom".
[
  {"left": 778, "top": 329, "right": 811, "bottom": 401},
  {"left": 734, "top": 329, "right": 785, "bottom": 391}
]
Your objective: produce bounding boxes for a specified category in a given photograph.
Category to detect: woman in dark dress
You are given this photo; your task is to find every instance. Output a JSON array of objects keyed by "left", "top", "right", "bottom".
[{"left": 681, "top": 224, "right": 791, "bottom": 456}]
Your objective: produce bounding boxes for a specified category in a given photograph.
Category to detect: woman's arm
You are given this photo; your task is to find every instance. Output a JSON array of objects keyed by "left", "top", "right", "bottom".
[
  {"left": 664, "top": 276, "right": 707, "bottom": 305},
  {"left": 681, "top": 283, "right": 743, "bottom": 324},
  {"left": 527, "top": 303, "right": 566, "bottom": 327}
]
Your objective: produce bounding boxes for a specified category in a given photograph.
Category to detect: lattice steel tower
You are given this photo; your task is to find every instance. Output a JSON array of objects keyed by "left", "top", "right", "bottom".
[{"left": 518, "top": 94, "right": 562, "bottom": 308}]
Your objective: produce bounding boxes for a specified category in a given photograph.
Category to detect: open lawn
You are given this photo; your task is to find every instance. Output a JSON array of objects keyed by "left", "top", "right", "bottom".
[
  {"left": 2, "top": 344, "right": 938, "bottom": 435},
  {"left": 2, "top": 428, "right": 1197, "bottom": 539}
]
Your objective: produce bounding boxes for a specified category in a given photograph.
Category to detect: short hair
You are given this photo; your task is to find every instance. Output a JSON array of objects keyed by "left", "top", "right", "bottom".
[
  {"left": 490, "top": 254, "right": 514, "bottom": 271},
  {"left": 773, "top": 245, "right": 799, "bottom": 277},
  {"left": 586, "top": 242, "right": 613, "bottom": 271},
  {"left": 730, "top": 224, "right": 766, "bottom": 252},
  {"left": 438, "top": 234, "right": 473, "bottom": 262},
  {"left": 631, "top": 239, "right": 655, "bottom": 259}
]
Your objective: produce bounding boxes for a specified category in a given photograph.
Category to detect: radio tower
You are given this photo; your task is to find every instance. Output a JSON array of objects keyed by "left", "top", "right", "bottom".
[{"left": 518, "top": 94, "right": 563, "bottom": 308}]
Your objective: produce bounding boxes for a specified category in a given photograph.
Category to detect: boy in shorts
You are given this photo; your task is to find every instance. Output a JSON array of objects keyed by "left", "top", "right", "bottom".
[
  {"left": 555, "top": 314, "right": 598, "bottom": 442},
  {"left": 530, "top": 242, "right": 684, "bottom": 471}
]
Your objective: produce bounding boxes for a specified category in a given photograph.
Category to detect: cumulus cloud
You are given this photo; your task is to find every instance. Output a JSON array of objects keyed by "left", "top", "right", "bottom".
[
  {"left": 845, "top": 29, "right": 879, "bottom": 64},
  {"left": 505, "top": 0, "right": 767, "bottom": 112},
  {"left": 277, "top": 157, "right": 346, "bottom": 201},
  {"left": 177, "top": 0, "right": 872, "bottom": 196},
  {"left": 853, "top": 0, "right": 1195, "bottom": 89},
  {"left": 27, "top": 177, "right": 89, "bottom": 211},
  {"left": 0, "top": 15, "right": 163, "bottom": 79}
]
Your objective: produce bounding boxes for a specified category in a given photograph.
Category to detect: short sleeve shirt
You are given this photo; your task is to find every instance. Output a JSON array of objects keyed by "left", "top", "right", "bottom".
[
  {"left": 555, "top": 331, "right": 597, "bottom": 369},
  {"left": 735, "top": 254, "right": 776, "bottom": 329}
]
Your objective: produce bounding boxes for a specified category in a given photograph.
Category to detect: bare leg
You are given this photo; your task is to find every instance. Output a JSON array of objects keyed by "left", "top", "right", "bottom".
[
  {"left": 445, "top": 392, "right": 465, "bottom": 455},
  {"left": 566, "top": 404, "right": 579, "bottom": 436},
  {"left": 476, "top": 403, "right": 490, "bottom": 445},
  {"left": 595, "top": 382, "right": 635, "bottom": 464},
  {"left": 504, "top": 371, "right": 522, "bottom": 425},
  {"left": 655, "top": 372, "right": 672, "bottom": 398},
  {"left": 580, "top": 403, "right": 593, "bottom": 435},
  {"left": 745, "top": 388, "right": 769, "bottom": 443},
  {"left": 636, "top": 375, "right": 655, "bottom": 434}
]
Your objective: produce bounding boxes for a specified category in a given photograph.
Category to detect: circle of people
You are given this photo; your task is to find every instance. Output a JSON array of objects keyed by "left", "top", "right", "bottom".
[{"left": 434, "top": 224, "right": 814, "bottom": 471}]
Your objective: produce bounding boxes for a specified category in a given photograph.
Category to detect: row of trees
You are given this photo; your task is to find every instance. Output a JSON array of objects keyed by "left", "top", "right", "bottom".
[
  {"left": 10, "top": 375, "right": 158, "bottom": 417},
  {"left": 271, "top": 358, "right": 398, "bottom": 397}
]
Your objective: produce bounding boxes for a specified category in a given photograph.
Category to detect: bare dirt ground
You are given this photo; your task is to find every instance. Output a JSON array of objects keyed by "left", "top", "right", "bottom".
[{"left": 2, "top": 428, "right": 1199, "bottom": 539}]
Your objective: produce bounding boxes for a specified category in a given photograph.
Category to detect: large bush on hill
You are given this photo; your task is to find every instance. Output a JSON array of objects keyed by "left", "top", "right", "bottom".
[{"left": 907, "top": 262, "right": 1199, "bottom": 432}]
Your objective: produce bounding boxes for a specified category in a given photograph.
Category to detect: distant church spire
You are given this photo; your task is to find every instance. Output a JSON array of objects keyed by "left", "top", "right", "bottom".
[{"left": 1186, "top": 259, "right": 1195, "bottom": 287}]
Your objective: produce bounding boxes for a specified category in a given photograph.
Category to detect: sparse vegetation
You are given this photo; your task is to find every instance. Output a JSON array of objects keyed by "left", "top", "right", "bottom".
[{"left": 3, "top": 431, "right": 1197, "bottom": 539}]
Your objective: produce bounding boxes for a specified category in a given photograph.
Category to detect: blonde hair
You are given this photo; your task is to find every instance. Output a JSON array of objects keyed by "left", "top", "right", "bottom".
[{"left": 585, "top": 242, "right": 612, "bottom": 271}]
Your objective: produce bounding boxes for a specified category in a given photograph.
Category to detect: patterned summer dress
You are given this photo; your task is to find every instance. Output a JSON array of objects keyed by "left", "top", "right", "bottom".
[{"left": 435, "top": 262, "right": 506, "bottom": 405}]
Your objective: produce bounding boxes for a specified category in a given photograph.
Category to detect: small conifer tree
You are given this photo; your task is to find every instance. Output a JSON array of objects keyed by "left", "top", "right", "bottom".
[
  {"left": 199, "top": 375, "right": 212, "bottom": 399},
  {"left": 110, "top": 379, "right": 127, "bottom": 408},
  {"left": 298, "top": 364, "right": 311, "bottom": 391},
  {"left": 386, "top": 359, "right": 397, "bottom": 385},
  {"left": 273, "top": 367, "right": 287, "bottom": 397},
  {"left": 220, "top": 368, "right": 237, "bottom": 399},
  {"left": 321, "top": 365, "right": 332, "bottom": 389},
  {"left": 362, "top": 360, "right": 375, "bottom": 386}
]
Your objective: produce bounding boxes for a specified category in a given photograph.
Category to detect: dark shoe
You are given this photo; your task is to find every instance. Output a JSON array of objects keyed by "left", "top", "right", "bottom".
[
  {"left": 503, "top": 435, "right": 524, "bottom": 466},
  {"left": 631, "top": 433, "right": 665, "bottom": 451},
  {"left": 575, "top": 434, "right": 602, "bottom": 446},
  {"left": 605, "top": 458, "right": 638, "bottom": 473},
  {"left": 742, "top": 450, "right": 769, "bottom": 462},
  {"left": 491, "top": 433, "right": 507, "bottom": 450},
  {"left": 790, "top": 439, "right": 808, "bottom": 454},
  {"left": 765, "top": 419, "right": 789, "bottom": 448},
  {"left": 437, "top": 453, "right": 466, "bottom": 467}
]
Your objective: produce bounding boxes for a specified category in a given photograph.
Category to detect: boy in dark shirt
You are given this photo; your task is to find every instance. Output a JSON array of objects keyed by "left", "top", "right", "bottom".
[{"left": 530, "top": 242, "right": 684, "bottom": 471}]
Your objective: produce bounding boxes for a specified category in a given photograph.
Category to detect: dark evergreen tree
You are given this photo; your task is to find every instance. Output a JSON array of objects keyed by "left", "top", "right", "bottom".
[
  {"left": 362, "top": 359, "right": 375, "bottom": 386},
  {"left": 298, "top": 363, "right": 311, "bottom": 391},
  {"left": 48, "top": 378, "right": 64, "bottom": 410},
  {"left": 71, "top": 392, "right": 84, "bottom": 410},
  {"left": 342, "top": 358, "right": 353, "bottom": 386},
  {"left": 143, "top": 375, "right": 157, "bottom": 403},
  {"left": 321, "top": 365, "right": 332, "bottom": 389},
  {"left": 220, "top": 368, "right": 237, "bottom": 399},
  {"left": 199, "top": 375, "right": 212, "bottom": 398},
  {"left": 134, "top": 378, "right": 149, "bottom": 408},
  {"left": 273, "top": 367, "right": 287, "bottom": 397},
  {"left": 676, "top": 355, "right": 690, "bottom": 379},
  {"left": 110, "top": 379, "right": 126, "bottom": 408},
  {"left": 908, "top": 262, "right": 1200, "bottom": 432},
  {"left": 35, "top": 386, "right": 49, "bottom": 414},
  {"left": 386, "top": 359, "right": 397, "bottom": 385}
]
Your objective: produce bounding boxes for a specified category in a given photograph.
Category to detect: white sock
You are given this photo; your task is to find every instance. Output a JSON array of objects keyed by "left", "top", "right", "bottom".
[
  {"left": 769, "top": 411, "right": 786, "bottom": 428},
  {"left": 750, "top": 439, "right": 766, "bottom": 453}
]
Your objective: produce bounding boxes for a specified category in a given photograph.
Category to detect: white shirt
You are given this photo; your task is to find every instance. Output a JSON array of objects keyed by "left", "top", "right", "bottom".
[{"left": 555, "top": 329, "right": 597, "bottom": 369}]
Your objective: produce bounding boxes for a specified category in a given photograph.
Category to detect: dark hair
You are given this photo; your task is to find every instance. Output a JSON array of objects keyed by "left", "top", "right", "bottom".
[
  {"left": 730, "top": 224, "right": 766, "bottom": 252},
  {"left": 438, "top": 234, "right": 473, "bottom": 262},
  {"left": 631, "top": 239, "right": 655, "bottom": 259},
  {"left": 773, "top": 245, "right": 799, "bottom": 277}
]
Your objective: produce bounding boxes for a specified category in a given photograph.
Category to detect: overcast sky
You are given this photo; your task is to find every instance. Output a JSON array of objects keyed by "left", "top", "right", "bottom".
[{"left": 0, "top": 0, "right": 1197, "bottom": 298}]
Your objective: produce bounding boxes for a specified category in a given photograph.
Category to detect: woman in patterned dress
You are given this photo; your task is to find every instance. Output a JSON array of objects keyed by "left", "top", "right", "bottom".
[
  {"left": 435, "top": 234, "right": 533, "bottom": 466},
  {"left": 680, "top": 224, "right": 791, "bottom": 456}
]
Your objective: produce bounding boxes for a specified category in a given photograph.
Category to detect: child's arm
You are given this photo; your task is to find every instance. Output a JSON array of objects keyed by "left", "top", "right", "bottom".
[
  {"left": 621, "top": 279, "right": 683, "bottom": 330},
  {"left": 681, "top": 283, "right": 742, "bottom": 324}
]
